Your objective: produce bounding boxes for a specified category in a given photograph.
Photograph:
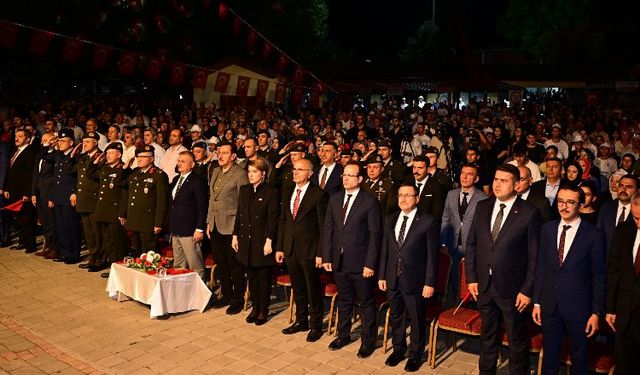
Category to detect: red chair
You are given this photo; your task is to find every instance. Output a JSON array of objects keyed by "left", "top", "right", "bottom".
[
  {"left": 499, "top": 320, "right": 543, "bottom": 371},
  {"left": 429, "top": 258, "right": 482, "bottom": 368},
  {"left": 319, "top": 273, "right": 339, "bottom": 335},
  {"left": 274, "top": 271, "right": 294, "bottom": 323}
]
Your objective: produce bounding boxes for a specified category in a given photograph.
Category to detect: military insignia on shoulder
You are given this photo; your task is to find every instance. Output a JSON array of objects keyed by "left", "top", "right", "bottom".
[{"left": 149, "top": 167, "right": 155, "bottom": 173}]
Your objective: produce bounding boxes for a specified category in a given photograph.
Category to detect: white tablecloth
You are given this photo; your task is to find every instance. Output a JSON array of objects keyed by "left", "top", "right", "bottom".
[{"left": 106, "top": 263, "right": 212, "bottom": 318}]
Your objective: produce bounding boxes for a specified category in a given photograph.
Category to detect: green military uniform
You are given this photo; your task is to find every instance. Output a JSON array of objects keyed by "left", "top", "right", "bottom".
[
  {"left": 93, "top": 149, "right": 130, "bottom": 266},
  {"left": 362, "top": 177, "right": 398, "bottom": 218},
  {"left": 123, "top": 145, "right": 169, "bottom": 253},
  {"left": 75, "top": 138, "right": 103, "bottom": 266}
]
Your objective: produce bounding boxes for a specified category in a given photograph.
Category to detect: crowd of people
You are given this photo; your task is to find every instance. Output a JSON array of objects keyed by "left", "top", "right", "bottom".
[{"left": 1, "top": 92, "right": 639, "bottom": 373}]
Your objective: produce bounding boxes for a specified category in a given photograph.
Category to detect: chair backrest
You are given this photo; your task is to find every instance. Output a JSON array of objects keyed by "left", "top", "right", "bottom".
[
  {"left": 459, "top": 258, "right": 469, "bottom": 301},
  {"left": 436, "top": 246, "right": 452, "bottom": 296}
]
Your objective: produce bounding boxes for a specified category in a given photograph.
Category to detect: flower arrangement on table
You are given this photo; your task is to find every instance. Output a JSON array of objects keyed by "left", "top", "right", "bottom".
[{"left": 128, "top": 251, "right": 172, "bottom": 272}]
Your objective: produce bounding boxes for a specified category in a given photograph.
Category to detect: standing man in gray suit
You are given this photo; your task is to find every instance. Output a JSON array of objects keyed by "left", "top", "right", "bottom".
[
  {"left": 441, "top": 163, "right": 488, "bottom": 293},
  {"left": 206, "top": 141, "right": 249, "bottom": 314}
]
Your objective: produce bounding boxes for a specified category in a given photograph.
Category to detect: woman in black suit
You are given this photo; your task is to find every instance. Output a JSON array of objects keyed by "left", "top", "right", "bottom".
[{"left": 232, "top": 159, "right": 279, "bottom": 325}]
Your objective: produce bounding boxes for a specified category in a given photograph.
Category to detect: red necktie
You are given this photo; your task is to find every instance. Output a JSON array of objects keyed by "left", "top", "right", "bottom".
[
  {"left": 634, "top": 243, "right": 640, "bottom": 277},
  {"left": 558, "top": 225, "right": 571, "bottom": 265},
  {"left": 320, "top": 167, "right": 328, "bottom": 189},
  {"left": 292, "top": 189, "right": 302, "bottom": 219}
]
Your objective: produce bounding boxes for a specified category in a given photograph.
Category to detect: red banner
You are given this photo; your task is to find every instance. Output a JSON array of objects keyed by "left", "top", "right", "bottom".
[
  {"left": 275, "top": 82, "right": 286, "bottom": 103},
  {"left": 247, "top": 29, "right": 257, "bottom": 49},
  {"left": 29, "top": 30, "right": 54, "bottom": 55},
  {"left": 292, "top": 87, "right": 304, "bottom": 105},
  {"left": 0, "top": 21, "right": 20, "bottom": 48},
  {"left": 144, "top": 57, "right": 163, "bottom": 79},
  {"left": 277, "top": 53, "right": 288, "bottom": 72},
  {"left": 219, "top": 2, "right": 228, "bottom": 20},
  {"left": 169, "top": 63, "right": 186, "bottom": 85},
  {"left": 261, "top": 41, "right": 272, "bottom": 59},
  {"left": 232, "top": 15, "right": 242, "bottom": 35},
  {"left": 214, "top": 71, "right": 230, "bottom": 92},
  {"left": 61, "top": 38, "right": 83, "bottom": 63},
  {"left": 193, "top": 68, "right": 210, "bottom": 89},
  {"left": 236, "top": 75, "right": 250, "bottom": 96},
  {"left": 91, "top": 45, "right": 113, "bottom": 68},
  {"left": 118, "top": 51, "right": 139, "bottom": 75},
  {"left": 292, "top": 65, "right": 306, "bottom": 84},
  {"left": 256, "top": 79, "right": 269, "bottom": 100}
]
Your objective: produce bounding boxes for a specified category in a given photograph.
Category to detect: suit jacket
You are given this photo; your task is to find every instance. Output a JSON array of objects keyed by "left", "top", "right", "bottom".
[
  {"left": 414, "top": 176, "right": 445, "bottom": 221},
  {"left": 466, "top": 197, "right": 542, "bottom": 298},
  {"left": 378, "top": 209, "right": 439, "bottom": 293},
  {"left": 534, "top": 220, "right": 606, "bottom": 319},
  {"left": 233, "top": 182, "right": 279, "bottom": 267},
  {"left": 606, "top": 220, "right": 640, "bottom": 333},
  {"left": 206, "top": 163, "right": 249, "bottom": 235},
  {"left": 168, "top": 172, "right": 208, "bottom": 237},
  {"left": 530, "top": 179, "right": 559, "bottom": 220},
  {"left": 597, "top": 200, "right": 633, "bottom": 250},
  {"left": 276, "top": 183, "right": 328, "bottom": 259},
  {"left": 0, "top": 143, "right": 10, "bottom": 193},
  {"left": 42, "top": 149, "right": 77, "bottom": 206},
  {"left": 322, "top": 189, "right": 381, "bottom": 272},
  {"left": 5, "top": 144, "right": 37, "bottom": 200},
  {"left": 441, "top": 188, "right": 488, "bottom": 254},
  {"left": 525, "top": 187, "right": 553, "bottom": 223},
  {"left": 312, "top": 163, "right": 344, "bottom": 197},
  {"left": 31, "top": 152, "right": 56, "bottom": 201}
]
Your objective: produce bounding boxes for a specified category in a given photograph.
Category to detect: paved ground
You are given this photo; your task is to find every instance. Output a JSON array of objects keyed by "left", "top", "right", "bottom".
[{"left": 0, "top": 243, "right": 529, "bottom": 374}]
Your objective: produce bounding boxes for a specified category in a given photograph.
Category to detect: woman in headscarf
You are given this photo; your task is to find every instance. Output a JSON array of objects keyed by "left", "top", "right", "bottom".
[
  {"left": 563, "top": 161, "right": 583, "bottom": 187},
  {"left": 577, "top": 157, "right": 600, "bottom": 192}
]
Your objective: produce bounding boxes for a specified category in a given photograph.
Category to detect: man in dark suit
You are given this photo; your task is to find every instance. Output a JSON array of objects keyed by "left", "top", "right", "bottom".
[
  {"left": 322, "top": 162, "right": 381, "bottom": 358},
  {"left": 377, "top": 139, "right": 409, "bottom": 183},
  {"left": 597, "top": 174, "right": 637, "bottom": 249},
  {"left": 466, "top": 164, "right": 542, "bottom": 375},
  {"left": 168, "top": 151, "right": 208, "bottom": 279},
  {"left": 31, "top": 133, "right": 58, "bottom": 257},
  {"left": 411, "top": 155, "right": 445, "bottom": 221},
  {"left": 533, "top": 185, "right": 606, "bottom": 374},
  {"left": 515, "top": 165, "right": 552, "bottom": 222},
  {"left": 530, "top": 157, "right": 562, "bottom": 221},
  {"left": 0, "top": 138, "right": 11, "bottom": 247},
  {"left": 276, "top": 158, "right": 328, "bottom": 342},
  {"left": 3, "top": 128, "right": 37, "bottom": 252},
  {"left": 605, "top": 190, "right": 640, "bottom": 374},
  {"left": 378, "top": 183, "right": 439, "bottom": 372},
  {"left": 312, "top": 142, "right": 343, "bottom": 197}
]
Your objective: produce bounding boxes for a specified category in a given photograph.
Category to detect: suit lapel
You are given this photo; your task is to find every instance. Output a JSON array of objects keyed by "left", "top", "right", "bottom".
[
  {"left": 399, "top": 211, "right": 421, "bottom": 248},
  {"left": 173, "top": 174, "right": 190, "bottom": 201},
  {"left": 294, "top": 185, "right": 315, "bottom": 222},
  {"left": 494, "top": 198, "right": 521, "bottom": 243},
  {"left": 549, "top": 222, "right": 561, "bottom": 269},
  {"left": 344, "top": 190, "right": 363, "bottom": 227},
  {"left": 561, "top": 221, "right": 584, "bottom": 267}
]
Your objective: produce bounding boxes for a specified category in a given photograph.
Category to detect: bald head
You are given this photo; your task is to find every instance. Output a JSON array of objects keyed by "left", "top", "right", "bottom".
[{"left": 515, "top": 165, "right": 532, "bottom": 193}]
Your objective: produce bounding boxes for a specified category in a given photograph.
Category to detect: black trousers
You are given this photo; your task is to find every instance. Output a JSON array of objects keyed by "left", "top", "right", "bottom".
[
  {"left": 35, "top": 197, "right": 57, "bottom": 250},
  {"left": 286, "top": 254, "right": 323, "bottom": 329},
  {"left": 540, "top": 308, "right": 589, "bottom": 375},
  {"left": 335, "top": 268, "right": 377, "bottom": 344},
  {"left": 80, "top": 212, "right": 102, "bottom": 265},
  {"left": 0, "top": 195, "right": 12, "bottom": 242},
  {"left": 247, "top": 265, "right": 272, "bottom": 314},
  {"left": 53, "top": 205, "right": 80, "bottom": 261},
  {"left": 211, "top": 228, "right": 245, "bottom": 305},
  {"left": 614, "top": 308, "right": 640, "bottom": 375},
  {"left": 477, "top": 278, "right": 529, "bottom": 375},
  {"left": 16, "top": 200, "right": 37, "bottom": 251},
  {"left": 130, "top": 231, "right": 156, "bottom": 254},
  {"left": 388, "top": 277, "right": 427, "bottom": 359},
  {"left": 98, "top": 221, "right": 127, "bottom": 264}
]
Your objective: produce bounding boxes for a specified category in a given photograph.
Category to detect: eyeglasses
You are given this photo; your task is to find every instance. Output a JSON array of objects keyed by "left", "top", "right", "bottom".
[
  {"left": 398, "top": 194, "right": 417, "bottom": 199},
  {"left": 341, "top": 173, "right": 359, "bottom": 178},
  {"left": 557, "top": 199, "right": 578, "bottom": 207}
]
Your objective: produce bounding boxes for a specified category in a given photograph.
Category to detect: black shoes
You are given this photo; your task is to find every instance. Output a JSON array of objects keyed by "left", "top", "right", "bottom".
[
  {"left": 357, "top": 344, "right": 375, "bottom": 359},
  {"left": 64, "top": 259, "right": 80, "bottom": 265},
  {"left": 282, "top": 322, "right": 309, "bottom": 335},
  {"left": 210, "top": 299, "right": 230, "bottom": 309},
  {"left": 385, "top": 351, "right": 406, "bottom": 367},
  {"left": 100, "top": 272, "right": 110, "bottom": 279},
  {"left": 226, "top": 303, "right": 243, "bottom": 315},
  {"left": 88, "top": 263, "right": 108, "bottom": 272},
  {"left": 306, "top": 329, "right": 323, "bottom": 342},
  {"left": 404, "top": 357, "right": 422, "bottom": 372},
  {"left": 328, "top": 337, "right": 351, "bottom": 351},
  {"left": 254, "top": 317, "right": 268, "bottom": 326},
  {"left": 245, "top": 310, "right": 258, "bottom": 323},
  {"left": 78, "top": 263, "right": 91, "bottom": 269}
]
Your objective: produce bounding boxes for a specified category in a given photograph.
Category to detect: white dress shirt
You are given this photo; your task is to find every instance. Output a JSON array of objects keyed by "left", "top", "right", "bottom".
[
  {"left": 632, "top": 229, "right": 640, "bottom": 261},
  {"left": 172, "top": 171, "right": 191, "bottom": 199},
  {"left": 319, "top": 162, "right": 337, "bottom": 186},
  {"left": 415, "top": 176, "right": 428, "bottom": 197},
  {"left": 545, "top": 179, "right": 560, "bottom": 206},
  {"left": 557, "top": 217, "right": 581, "bottom": 260},
  {"left": 343, "top": 188, "right": 359, "bottom": 223},
  {"left": 519, "top": 189, "right": 530, "bottom": 201},
  {"left": 161, "top": 144, "right": 188, "bottom": 181},
  {"left": 490, "top": 194, "right": 517, "bottom": 232},
  {"left": 459, "top": 189, "right": 474, "bottom": 205},
  {"left": 616, "top": 201, "right": 631, "bottom": 223},
  {"left": 290, "top": 181, "right": 311, "bottom": 214},
  {"left": 395, "top": 207, "right": 418, "bottom": 241}
]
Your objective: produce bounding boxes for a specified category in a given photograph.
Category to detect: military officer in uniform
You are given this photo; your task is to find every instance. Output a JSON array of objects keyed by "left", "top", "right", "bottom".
[
  {"left": 362, "top": 156, "right": 398, "bottom": 218},
  {"left": 75, "top": 132, "right": 104, "bottom": 271},
  {"left": 377, "top": 139, "right": 409, "bottom": 182},
  {"left": 120, "top": 145, "right": 169, "bottom": 255},
  {"left": 269, "top": 142, "right": 306, "bottom": 195},
  {"left": 43, "top": 128, "right": 81, "bottom": 264},
  {"left": 93, "top": 142, "right": 130, "bottom": 278}
]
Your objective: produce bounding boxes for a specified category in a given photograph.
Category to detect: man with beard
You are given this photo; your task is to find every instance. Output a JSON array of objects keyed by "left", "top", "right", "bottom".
[
  {"left": 597, "top": 174, "right": 637, "bottom": 249},
  {"left": 411, "top": 155, "right": 445, "bottom": 221}
]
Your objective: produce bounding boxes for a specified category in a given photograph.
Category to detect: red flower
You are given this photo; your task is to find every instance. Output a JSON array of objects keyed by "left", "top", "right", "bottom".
[
  {"left": 145, "top": 261, "right": 151, "bottom": 267},
  {"left": 135, "top": 258, "right": 142, "bottom": 264}
]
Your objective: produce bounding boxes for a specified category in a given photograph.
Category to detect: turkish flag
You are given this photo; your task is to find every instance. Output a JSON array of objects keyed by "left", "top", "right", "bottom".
[
  {"left": 1, "top": 200, "right": 23, "bottom": 212},
  {"left": 0, "top": 21, "right": 20, "bottom": 48},
  {"left": 275, "top": 82, "right": 286, "bottom": 103},
  {"left": 29, "top": 30, "right": 54, "bottom": 55},
  {"left": 232, "top": 15, "right": 242, "bottom": 35},
  {"left": 214, "top": 71, "right": 230, "bottom": 92},
  {"left": 277, "top": 53, "right": 289, "bottom": 72},
  {"left": 91, "top": 45, "right": 113, "bottom": 68},
  {"left": 169, "top": 63, "right": 186, "bottom": 85},
  {"left": 61, "top": 38, "right": 83, "bottom": 63},
  {"left": 292, "top": 65, "right": 306, "bottom": 84},
  {"left": 262, "top": 41, "right": 272, "bottom": 59},
  {"left": 219, "top": 2, "right": 228, "bottom": 20},
  {"left": 292, "top": 87, "right": 304, "bottom": 105},
  {"left": 236, "top": 75, "right": 250, "bottom": 96},
  {"left": 144, "top": 57, "right": 163, "bottom": 79},
  {"left": 256, "top": 79, "right": 269, "bottom": 101},
  {"left": 193, "top": 68, "right": 210, "bottom": 89},
  {"left": 247, "top": 30, "right": 257, "bottom": 50},
  {"left": 118, "top": 51, "right": 139, "bottom": 75}
]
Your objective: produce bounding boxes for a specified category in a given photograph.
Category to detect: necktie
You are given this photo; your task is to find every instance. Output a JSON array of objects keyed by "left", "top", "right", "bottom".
[
  {"left": 634, "top": 243, "right": 640, "bottom": 277},
  {"left": 320, "top": 167, "right": 328, "bottom": 189},
  {"left": 397, "top": 215, "right": 409, "bottom": 245},
  {"left": 617, "top": 206, "right": 627, "bottom": 226},
  {"left": 292, "top": 189, "right": 302, "bottom": 219},
  {"left": 491, "top": 204, "right": 506, "bottom": 241},
  {"left": 9, "top": 150, "right": 19, "bottom": 167},
  {"left": 174, "top": 175, "right": 185, "bottom": 198},
  {"left": 416, "top": 182, "right": 423, "bottom": 196},
  {"left": 557, "top": 225, "right": 571, "bottom": 265},
  {"left": 459, "top": 192, "right": 469, "bottom": 219},
  {"left": 342, "top": 194, "right": 352, "bottom": 223}
]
